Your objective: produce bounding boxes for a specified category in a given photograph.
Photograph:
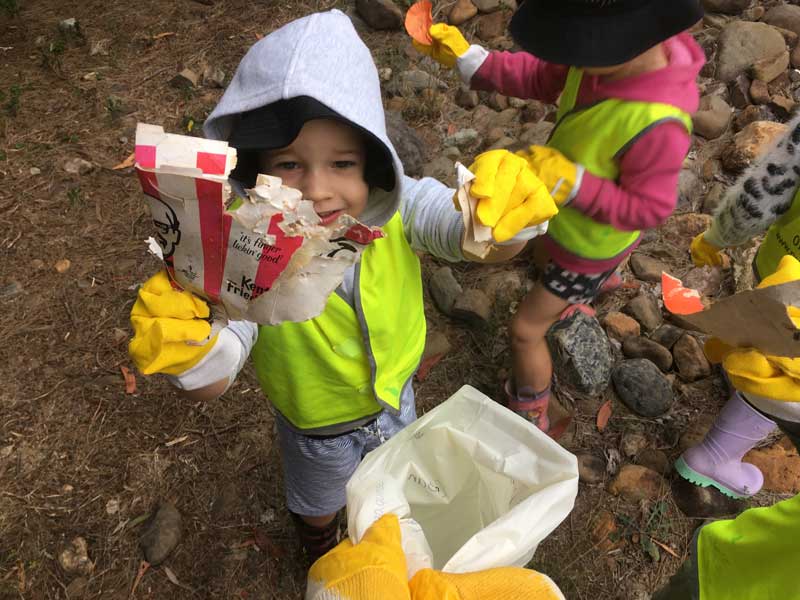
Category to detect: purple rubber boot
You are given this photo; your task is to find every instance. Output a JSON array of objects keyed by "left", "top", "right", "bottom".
[{"left": 675, "top": 392, "right": 776, "bottom": 498}]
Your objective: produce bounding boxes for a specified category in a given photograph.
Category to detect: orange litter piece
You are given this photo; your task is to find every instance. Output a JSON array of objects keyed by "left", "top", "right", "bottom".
[
  {"left": 405, "top": 0, "right": 433, "bottom": 46},
  {"left": 661, "top": 272, "right": 704, "bottom": 315}
]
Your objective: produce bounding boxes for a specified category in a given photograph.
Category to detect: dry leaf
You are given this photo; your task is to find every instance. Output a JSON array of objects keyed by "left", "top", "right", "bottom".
[
  {"left": 163, "top": 566, "right": 181, "bottom": 586},
  {"left": 596, "top": 400, "right": 612, "bottom": 431},
  {"left": 405, "top": 0, "right": 433, "bottom": 46},
  {"left": 112, "top": 152, "right": 136, "bottom": 170},
  {"left": 650, "top": 537, "right": 679, "bottom": 558},
  {"left": 55, "top": 259, "right": 71, "bottom": 273},
  {"left": 152, "top": 32, "right": 176, "bottom": 40},
  {"left": 120, "top": 366, "right": 137, "bottom": 394}
]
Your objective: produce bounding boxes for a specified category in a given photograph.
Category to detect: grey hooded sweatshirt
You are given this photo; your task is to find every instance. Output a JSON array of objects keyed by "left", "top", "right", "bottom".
[{"left": 172, "top": 11, "right": 464, "bottom": 416}]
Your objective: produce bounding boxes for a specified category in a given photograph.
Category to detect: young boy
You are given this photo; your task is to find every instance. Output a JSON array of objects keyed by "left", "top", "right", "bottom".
[
  {"left": 129, "top": 10, "right": 543, "bottom": 561},
  {"left": 416, "top": 0, "right": 704, "bottom": 431}
]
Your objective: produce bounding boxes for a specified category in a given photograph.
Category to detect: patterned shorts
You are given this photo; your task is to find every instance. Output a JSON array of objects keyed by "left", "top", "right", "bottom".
[{"left": 541, "top": 262, "right": 618, "bottom": 304}]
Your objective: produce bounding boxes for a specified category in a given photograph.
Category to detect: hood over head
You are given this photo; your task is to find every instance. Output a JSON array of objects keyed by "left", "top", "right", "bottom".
[{"left": 204, "top": 10, "right": 402, "bottom": 227}]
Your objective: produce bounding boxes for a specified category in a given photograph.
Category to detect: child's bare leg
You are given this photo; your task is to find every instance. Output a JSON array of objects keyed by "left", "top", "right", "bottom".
[{"left": 511, "top": 282, "right": 570, "bottom": 394}]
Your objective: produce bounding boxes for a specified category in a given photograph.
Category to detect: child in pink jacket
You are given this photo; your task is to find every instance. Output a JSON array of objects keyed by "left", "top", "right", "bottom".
[{"left": 418, "top": 0, "right": 704, "bottom": 431}]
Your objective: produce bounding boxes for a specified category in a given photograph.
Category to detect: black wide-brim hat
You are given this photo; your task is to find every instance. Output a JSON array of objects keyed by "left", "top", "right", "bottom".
[{"left": 509, "top": 0, "right": 704, "bottom": 68}]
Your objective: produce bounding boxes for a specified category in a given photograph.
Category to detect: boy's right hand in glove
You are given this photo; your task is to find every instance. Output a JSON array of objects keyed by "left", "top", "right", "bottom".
[
  {"left": 468, "top": 149, "right": 559, "bottom": 243},
  {"left": 690, "top": 232, "right": 725, "bottom": 267},
  {"left": 129, "top": 271, "right": 219, "bottom": 376}
]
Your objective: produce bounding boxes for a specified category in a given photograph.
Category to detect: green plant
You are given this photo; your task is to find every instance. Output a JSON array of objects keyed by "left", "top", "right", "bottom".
[
  {"left": 67, "top": 187, "right": 83, "bottom": 209},
  {"left": 0, "top": 85, "right": 21, "bottom": 117},
  {"left": 105, "top": 96, "right": 124, "bottom": 119},
  {"left": 0, "top": 0, "right": 20, "bottom": 17},
  {"left": 613, "top": 500, "right": 673, "bottom": 563}
]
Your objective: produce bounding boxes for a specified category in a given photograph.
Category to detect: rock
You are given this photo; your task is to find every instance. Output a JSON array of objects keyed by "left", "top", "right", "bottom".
[
  {"left": 140, "top": 502, "right": 182, "bottom": 566},
  {"left": 378, "top": 67, "right": 393, "bottom": 82},
  {"left": 679, "top": 168, "right": 704, "bottom": 207},
  {"left": 30, "top": 166, "right": 41, "bottom": 175},
  {"left": 620, "top": 431, "right": 648, "bottom": 459},
  {"left": 59, "top": 17, "right": 80, "bottom": 34},
  {"left": 423, "top": 156, "right": 456, "bottom": 187},
  {"left": 169, "top": 68, "right": 198, "bottom": 89},
  {"left": 345, "top": 7, "right": 370, "bottom": 33},
  {"left": 750, "top": 78, "right": 772, "bottom": 104},
  {"left": 770, "top": 95, "right": 796, "bottom": 118},
  {"left": 630, "top": 253, "right": 668, "bottom": 282},
  {"left": 702, "top": 158, "right": 721, "bottom": 181},
  {"left": 576, "top": 453, "right": 606, "bottom": 484},
  {"left": 487, "top": 107, "right": 519, "bottom": 128},
  {"left": 211, "top": 483, "right": 242, "bottom": 522},
  {"left": 55, "top": 258, "right": 71, "bottom": 273},
  {"left": 601, "top": 311, "right": 641, "bottom": 342},
  {"left": 651, "top": 324, "right": 685, "bottom": 350},
  {"left": 729, "top": 74, "right": 752, "bottom": 108},
  {"left": 622, "top": 293, "right": 662, "bottom": 333},
  {"left": 678, "top": 413, "right": 715, "bottom": 453},
  {"left": 519, "top": 121, "right": 554, "bottom": 146},
  {"left": 636, "top": 448, "right": 671, "bottom": 476},
  {"left": 673, "top": 334, "right": 712, "bottom": 381},
  {"left": 58, "top": 537, "right": 93, "bottom": 576},
  {"left": 355, "top": 0, "right": 403, "bottom": 30},
  {"left": 722, "top": 120, "right": 788, "bottom": 172},
  {"left": 672, "top": 476, "right": 747, "bottom": 518},
  {"left": 444, "top": 128, "right": 480, "bottom": 149},
  {"left": 612, "top": 359, "right": 674, "bottom": 417},
  {"left": 683, "top": 265, "right": 723, "bottom": 296},
  {"left": 487, "top": 126, "right": 506, "bottom": 144},
  {"left": 449, "top": 0, "right": 478, "bottom": 24},
  {"left": 744, "top": 436, "right": 800, "bottom": 494},
  {"left": 480, "top": 270, "right": 523, "bottom": 304},
  {"left": 0, "top": 281, "right": 23, "bottom": 301},
  {"left": 701, "top": 0, "right": 751, "bottom": 14},
  {"left": 442, "top": 146, "right": 461, "bottom": 161},
  {"left": 389, "top": 70, "right": 447, "bottom": 95},
  {"left": 508, "top": 97, "right": 527, "bottom": 109},
  {"left": 693, "top": 95, "right": 732, "bottom": 139},
  {"left": 455, "top": 87, "right": 479, "bottom": 109},
  {"left": 751, "top": 50, "right": 790, "bottom": 82},
  {"left": 764, "top": 4, "right": 800, "bottom": 36},
  {"left": 488, "top": 92, "right": 509, "bottom": 111},
  {"left": 733, "top": 104, "right": 774, "bottom": 131},
  {"left": 423, "top": 330, "right": 452, "bottom": 361},
  {"left": 66, "top": 577, "right": 88, "bottom": 598},
  {"left": 202, "top": 65, "right": 225, "bottom": 88},
  {"left": 473, "top": 0, "right": 503, "bottom": 12},
  {"left": 716, "top": 21, "right": 787, "bottom": 82},
  {"left": 385, "top": 96, "right": 406, "bottom": 113},
  {"left": 488, "top": 136, "right": 515, "bottom": 150},
  {"left": 793, "top": 43, "right": 800, "bottom": 69},
  {"left": 451, "top": 288, "right": 492, "bottom": 326},
  {"left": 591, "top": 511, "right": 623, "bottom": 552},
  {"left": 520, "top": 100, "right": 548, "bottom": 123},
  {"left": 546, "top": 311, "right": 613, "bottom": 396},
  {"left": 672, "top": 213, "right": 713, "bottom": 239},
  {"left": 743, "top": 6, "right": 766, "bottom": 21},
  {"left": 704, "top": 13, "right": 731, "bottom": 29},
  {"left": 622, "top": 337, "right": 674, "bottom": 372},
  {"left": 64, "top": 157, "right": 93, "bottom": 175},
  {"left": 608, "top": 465, "right": 667, "bottom": 503},
  {"left": 429, "top": 266, "right": 463, "bottom": 315},
  {"left": 385, "top": 111, "right": 426, "bottom": 178},
  {"left": 476, "top": 11, "right": 506, "bottom": 41}
]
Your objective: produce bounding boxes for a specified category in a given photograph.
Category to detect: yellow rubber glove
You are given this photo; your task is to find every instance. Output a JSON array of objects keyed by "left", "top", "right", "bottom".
[
  {"left": 517, "top": 145, "right": 583, "bottom": 207},
  {"left": 412, "top": 24, "right": 470, "bottom": 69},
  {"left": 306, "top": 514, "right": 410, "bottom": 600},
  {"left": 409, "top": 566, "right": 565, "bottom": 600},
  {"left": 704, "top": 255, "right": 800, "bottom": 402},
  {"left": 468, "top": 150, "right": 559, "bottom": 243},
  {"left": 129, "top": 271, "right": 218, "bottom": 376},
  {"left": 690, "top": 232, "right": 724, "bottom": 267}
]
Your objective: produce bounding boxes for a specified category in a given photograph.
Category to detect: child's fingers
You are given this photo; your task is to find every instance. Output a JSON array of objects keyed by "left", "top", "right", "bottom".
[
  {"left": 469, "top": 151, "right": 505, "bottom": 198},
  {"left": 493, "top": 202, "right": 537, "bottom": 243},
  {"left": 506, "top": 165, "right": 542, "bottom": 211}
]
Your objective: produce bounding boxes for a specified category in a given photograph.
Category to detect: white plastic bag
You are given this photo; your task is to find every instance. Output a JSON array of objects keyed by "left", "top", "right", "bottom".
[{"left": 346, "top": 385, "right": 579, "bottom": 576}]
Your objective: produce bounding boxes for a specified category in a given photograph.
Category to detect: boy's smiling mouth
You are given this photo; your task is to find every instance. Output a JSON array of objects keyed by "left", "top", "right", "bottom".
[{"left": 317, "top": 208, "right": 346, "bottom": 225}]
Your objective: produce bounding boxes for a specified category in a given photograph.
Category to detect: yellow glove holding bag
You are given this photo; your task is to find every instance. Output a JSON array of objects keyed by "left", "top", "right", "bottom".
[
  {"left": 306, "top": 514, "right": 410, "bottom": 600},
  {"left": 704, "top": 255, "right": 800, "bottom": 402},
  {"left": 129, "top": 271, "right": 219, "bottom": 376},
  {"left": 690, "top": 232, "right": 724, "bottom": 267},
  {"left": 468, "top": 150, "right": 558, "bottom": 243},
  {"left": 517, "top": 145, "right": 583, "bottom": 207},
  {"left": 409, "top": 567, "right": 565, "bottom": 600},
  {"left": 413, "top": 24, "right": 469, "bottom": 68}
]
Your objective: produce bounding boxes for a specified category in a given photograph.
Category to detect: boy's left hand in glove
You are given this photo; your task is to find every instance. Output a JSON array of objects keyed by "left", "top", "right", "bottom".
[{"left": 516, "top": 145, "right": 585, "bottom": 207}]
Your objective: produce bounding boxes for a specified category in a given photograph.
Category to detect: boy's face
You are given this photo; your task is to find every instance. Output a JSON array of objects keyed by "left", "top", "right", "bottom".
[{"left": 260, "top": 119, "right": 369, "bottom": 223}]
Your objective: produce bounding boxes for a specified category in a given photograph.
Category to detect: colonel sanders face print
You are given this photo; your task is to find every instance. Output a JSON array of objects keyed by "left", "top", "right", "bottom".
[{"left": 151, "top": 197, "right": 181, "bottom": 259}]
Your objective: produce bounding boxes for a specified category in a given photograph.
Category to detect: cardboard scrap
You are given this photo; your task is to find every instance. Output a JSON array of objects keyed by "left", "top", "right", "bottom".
[
  {"left": 134, "top": 123, "right": 383, "bottom": 325},
  {"left": 662, "top": 272, "right": 800, "bottom": 358}
]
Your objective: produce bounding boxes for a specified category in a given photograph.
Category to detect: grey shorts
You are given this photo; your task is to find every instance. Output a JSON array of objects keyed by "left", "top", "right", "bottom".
[{"left": 275, "top": 385, "right": 417, "bottom": 517}]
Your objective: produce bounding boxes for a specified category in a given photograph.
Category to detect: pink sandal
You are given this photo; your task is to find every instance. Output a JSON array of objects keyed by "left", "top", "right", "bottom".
[{"left": 504, "top": 381, "right": 550, "bottom": 433}]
